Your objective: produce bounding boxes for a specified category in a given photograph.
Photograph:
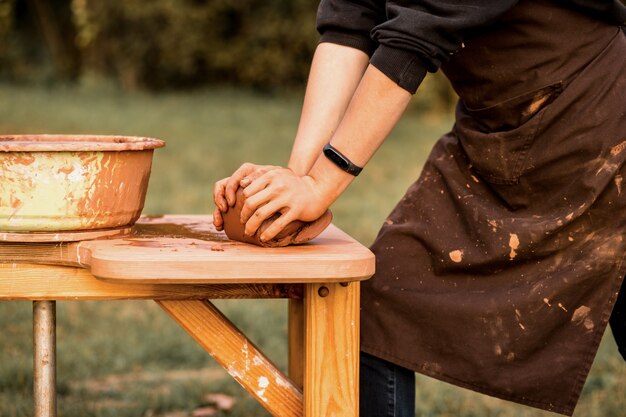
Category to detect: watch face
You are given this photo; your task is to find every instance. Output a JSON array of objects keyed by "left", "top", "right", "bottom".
[
  {"left": 335, "top": 155, "right": 349, "bottom": 169},
  {"left": 324, "top": 146, "right": 348, "bottom": 168},
  {"left": 323, "top": 144, "right": 362, "bottom": 176}
]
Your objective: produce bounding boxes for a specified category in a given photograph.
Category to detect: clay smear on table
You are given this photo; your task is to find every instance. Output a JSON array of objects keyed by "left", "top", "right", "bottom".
[
  {"left": 132, "top": 215, "right": 229, "bottom": 242},
  {"left": 221, "top": 187, "right": 332, "bottom": 247},
  {"left": 114, "top": 215, "right": 229, "bottom": 251}
]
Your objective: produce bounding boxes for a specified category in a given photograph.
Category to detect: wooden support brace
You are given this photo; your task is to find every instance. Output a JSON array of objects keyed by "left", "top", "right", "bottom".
[{"left": 157, "top": 299, "right": 303, "bottom": 417}]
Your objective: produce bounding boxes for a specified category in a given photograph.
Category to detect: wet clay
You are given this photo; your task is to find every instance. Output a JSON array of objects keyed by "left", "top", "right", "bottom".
[{"left": 221, "top": 187, "right": 332, "bottom": 247}]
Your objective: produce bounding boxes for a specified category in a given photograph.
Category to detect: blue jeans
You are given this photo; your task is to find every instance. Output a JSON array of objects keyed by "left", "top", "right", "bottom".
[{"left": 360, "top": 351, "right": 415, "bottom": 417}]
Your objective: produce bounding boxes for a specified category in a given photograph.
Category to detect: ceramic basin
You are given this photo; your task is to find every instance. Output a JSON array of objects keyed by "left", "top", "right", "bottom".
[{"left": 0, "top": 135, "right": 165, "bottom": 232}]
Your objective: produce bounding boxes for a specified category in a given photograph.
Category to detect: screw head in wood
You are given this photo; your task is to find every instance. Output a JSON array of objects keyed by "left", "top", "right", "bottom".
[{"left": 318, "top": 286, "right": 330, "bottom": 297}]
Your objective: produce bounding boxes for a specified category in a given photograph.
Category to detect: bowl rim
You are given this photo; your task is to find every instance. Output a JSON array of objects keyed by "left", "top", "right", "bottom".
[{"left": 0, "top": 134, "right": 165, "bottom": 152}]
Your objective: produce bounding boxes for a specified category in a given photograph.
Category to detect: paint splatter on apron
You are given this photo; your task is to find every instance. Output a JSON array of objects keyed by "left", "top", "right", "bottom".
[{"left": 360, "top": 1, "right": 626, "bottom": 414}]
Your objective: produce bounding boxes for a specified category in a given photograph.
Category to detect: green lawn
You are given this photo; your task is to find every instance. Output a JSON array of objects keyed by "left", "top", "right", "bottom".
[{"left": 0, "top": 82, "right": 624, "bottom": 416}]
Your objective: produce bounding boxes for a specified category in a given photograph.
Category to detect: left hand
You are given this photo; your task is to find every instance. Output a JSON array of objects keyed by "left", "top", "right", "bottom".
[
  {"left": 239, "top": 167, "right": 332, "bottom": 242},
  {"left": 213, "top": 163, "right": 281, "bottom": 231}
]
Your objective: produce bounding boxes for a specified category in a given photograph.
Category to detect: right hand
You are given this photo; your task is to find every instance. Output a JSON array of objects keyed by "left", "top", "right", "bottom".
[
  {"left": 212, "top": 163, "right": 281, "bottom": 230},
  {"left": 237, "top": 167, "right": 332, "bottom": 242}
]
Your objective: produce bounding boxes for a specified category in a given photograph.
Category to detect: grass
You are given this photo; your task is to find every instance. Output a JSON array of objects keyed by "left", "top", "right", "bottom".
[{"left": 0, "top": 81, "right": 625, "bottom": 416}]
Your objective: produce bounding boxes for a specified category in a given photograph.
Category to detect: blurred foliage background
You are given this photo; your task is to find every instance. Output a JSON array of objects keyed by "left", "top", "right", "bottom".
[
  {"left": 0, "top": 0, "right": 456, "bottom": 110},
  {"left": 1, "top": 0, "right": 317, "bottom": 89},
  {"left": 4, "top": 1, "right": 622, "bottom": 417}
]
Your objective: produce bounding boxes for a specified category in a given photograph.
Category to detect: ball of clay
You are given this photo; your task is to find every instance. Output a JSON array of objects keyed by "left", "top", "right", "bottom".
[{"left": 221, "top": 187, "right": 332, "bottom": 247}]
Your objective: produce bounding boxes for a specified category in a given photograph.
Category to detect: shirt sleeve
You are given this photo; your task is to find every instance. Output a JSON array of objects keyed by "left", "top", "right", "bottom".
[
  {"left": 316, "top": 0, "right": 387, "bottom": 57},
  {"left": 317, "top": 0, "right": 519, "bottom": 94}
]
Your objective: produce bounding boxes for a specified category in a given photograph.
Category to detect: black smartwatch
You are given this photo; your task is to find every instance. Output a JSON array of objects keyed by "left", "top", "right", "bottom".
[{"left": 322, "top": 143, "right": 363, "bottom": 176}]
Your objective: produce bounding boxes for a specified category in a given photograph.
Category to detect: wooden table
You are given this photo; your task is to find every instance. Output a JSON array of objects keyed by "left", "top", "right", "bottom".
[{"left": 0, "top": 215, "right": 375, "bottom": 417}]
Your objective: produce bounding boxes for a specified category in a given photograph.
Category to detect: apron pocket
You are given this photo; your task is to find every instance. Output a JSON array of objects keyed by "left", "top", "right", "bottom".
[{"left": 454, "top": 82, "right": 563, "bottom": 185}]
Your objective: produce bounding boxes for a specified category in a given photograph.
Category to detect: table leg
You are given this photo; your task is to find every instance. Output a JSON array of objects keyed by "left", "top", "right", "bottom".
[
  {"left": 33, "top": 300, "right": 57, "bottom": 417},
  {"left": 304, "top": 282, "right": 360, "bottom": 417}
]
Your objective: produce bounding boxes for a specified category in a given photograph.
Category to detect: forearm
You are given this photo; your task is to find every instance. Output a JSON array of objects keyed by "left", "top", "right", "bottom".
[
  {"left": 236, "top": 64, "right": 411, "bottom": 241},
  {"left": 308, "top": 64, "right": 412, "bottom": 205},
  {"left": 287, "top": 42, "right": 369, "bottom": 175}
]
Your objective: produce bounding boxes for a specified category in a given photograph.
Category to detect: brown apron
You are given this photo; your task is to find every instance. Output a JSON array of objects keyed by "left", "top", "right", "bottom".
[{"left": 360, "top": 1, "right": 626, "bottom": 415}]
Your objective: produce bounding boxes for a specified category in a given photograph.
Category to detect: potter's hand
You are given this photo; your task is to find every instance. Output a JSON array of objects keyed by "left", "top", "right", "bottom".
[
  {"left": 240, "top": 168, "right": 331, "bottom": 242},
  {"left": 213, "top": 163, "right": 280, "bottom": 230}
]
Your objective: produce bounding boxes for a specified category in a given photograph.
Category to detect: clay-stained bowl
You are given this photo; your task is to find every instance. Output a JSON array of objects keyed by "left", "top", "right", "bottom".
[{"left": 0, "top": 134, "right": 165, "bottom": 233}]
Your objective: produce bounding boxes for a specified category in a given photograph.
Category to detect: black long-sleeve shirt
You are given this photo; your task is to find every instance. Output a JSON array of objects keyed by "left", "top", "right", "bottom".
[{"left": 316, "top": 0, "right": 626, "bottom": 93}]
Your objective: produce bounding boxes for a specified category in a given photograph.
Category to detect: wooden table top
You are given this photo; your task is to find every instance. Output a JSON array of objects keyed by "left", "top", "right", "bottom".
[{"left": 0, "top": 215, "right": 375, "bottom": 284}]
